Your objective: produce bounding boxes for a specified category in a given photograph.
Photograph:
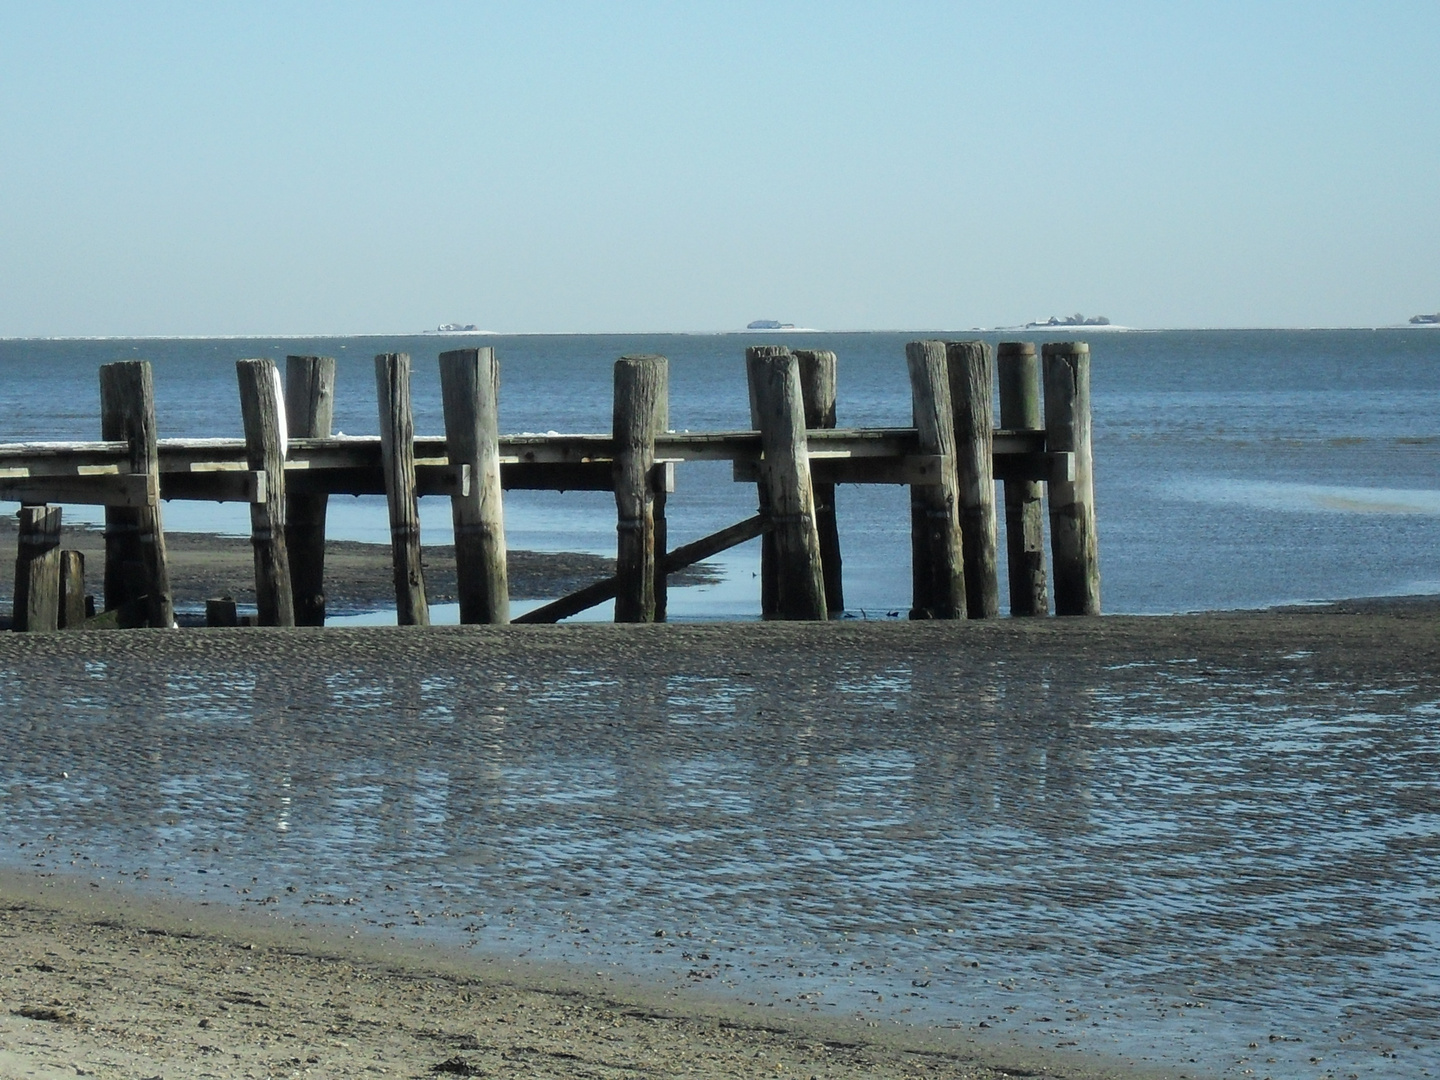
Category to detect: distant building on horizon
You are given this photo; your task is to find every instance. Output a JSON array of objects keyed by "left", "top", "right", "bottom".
[{"left": 1027, "top": 313, "right": 1111, "bottom": 328}]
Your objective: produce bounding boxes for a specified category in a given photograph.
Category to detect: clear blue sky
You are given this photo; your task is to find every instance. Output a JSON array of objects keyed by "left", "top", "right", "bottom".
[{"left": 2, "top": 1, "right": 1437, "bottom": 335}]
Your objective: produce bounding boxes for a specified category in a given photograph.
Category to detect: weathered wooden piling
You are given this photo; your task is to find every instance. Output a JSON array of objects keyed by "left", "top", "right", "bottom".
[
  {"left": 905, "top": 341, "right": 966, "bottom": 619},
  {"left": 612, "top": 355, "right": 669, "bottom": 622},
  {"left": 284, "top": 355, "right": 336, "bottom": 626},
  {"left": 12, "top": 505, "right": 62, "bottom": 632},
  {"left": 746, "top": 346, "right": 828, "bottom": 621},
  {"left": 99, "top": 360, "right": 173, "bottom": 628},
  {"left": 794, "top": 349, "right": 844, "bottom": 616},
  {"left": 59, "top": 549, "right": 87, "bottom": 629},
  {"left": 375, "top": 352, "right": 429, "bottom": 625},
  {"left": 745, "top": 356, "right": 779, "bottom": 618},
  {"left": 997, "top": 342, "right": 1049, "bottom": 616},
  {"left": 237, "top": 358, "right": 295, "bottom": 627},
  {"left": 653, "top": 465, "right": 670, "bottom": 622},
  {"left": 439, "top": 348, "right": 510, "bottom": 624},
  {"left": 947, "top": 341, "right": 999, "bottom": 618},
  {"left": 1042, "top": 341, "right": 1100, "bottom": 615},
  {"left": 206, "top": 596, "right": 239, "bottom": 627}
]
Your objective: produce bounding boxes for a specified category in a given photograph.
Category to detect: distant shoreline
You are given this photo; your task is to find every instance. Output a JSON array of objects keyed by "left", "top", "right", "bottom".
[{"left": 6, "top": 325, "right": 1440, "bottom": 342}]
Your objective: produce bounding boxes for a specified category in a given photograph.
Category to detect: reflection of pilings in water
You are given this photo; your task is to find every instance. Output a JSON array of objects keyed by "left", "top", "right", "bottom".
[
  {"left": 909, "top": 652, "right": 1005, "bottom": 816},
  {"left": 130, "top": 663, "right": 186, "bottom": 849},
  {"left": 898, "top": 651, "right": 1097, "bottom": 837},
  {"left": 611, "top": 668, "right": 670, "bottom": 826},
  {"left": 250, "top": 657, "right": 325, "bottom": 840},
  {"left": 156, "top": 663, "right": 298, "bottom": 849},
  {"left": 320, "top": 664, "right": 442, "bottom": 872},
  {"left": 6, "top": 635, "right": 1104, "bottom": 867}
]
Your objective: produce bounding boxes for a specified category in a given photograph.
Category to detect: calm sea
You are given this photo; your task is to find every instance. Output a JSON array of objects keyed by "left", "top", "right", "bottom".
[
  {"left": 3, "top": 329, "right": 1438, "bottom": 617},
  {"left": 4, "top": 331, "right": 1439, "bottom": 1079}
]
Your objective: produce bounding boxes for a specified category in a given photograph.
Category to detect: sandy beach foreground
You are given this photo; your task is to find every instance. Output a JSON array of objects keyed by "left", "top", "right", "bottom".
[
  {"left": 0, "top": 873, "right": 1166, "bottom": 1080},
  {"left": 2, "top": 606, "right": 1437, "bottom": 1079}
]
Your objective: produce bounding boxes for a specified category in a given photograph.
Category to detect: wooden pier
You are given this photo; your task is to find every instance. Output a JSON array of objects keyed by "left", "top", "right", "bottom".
[{"left": 3, "top": 342, "right": 1098, "bottom": 629}]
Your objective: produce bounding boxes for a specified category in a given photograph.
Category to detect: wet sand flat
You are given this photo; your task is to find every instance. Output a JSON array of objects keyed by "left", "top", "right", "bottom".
[
  {"left": 2, "top": 609, "right": 1438, "bottom": 1079},
  {"left": 0, "top": 518, "right": 719, "bottom": 616},
  {"left": 0, "top": 594, "right": 1435, "bottom": 669}
]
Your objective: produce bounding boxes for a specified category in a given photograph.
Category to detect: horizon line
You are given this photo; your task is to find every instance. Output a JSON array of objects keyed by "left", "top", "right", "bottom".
[{"left": 4, "top": 323, "right": 1438, "bottom": 342}]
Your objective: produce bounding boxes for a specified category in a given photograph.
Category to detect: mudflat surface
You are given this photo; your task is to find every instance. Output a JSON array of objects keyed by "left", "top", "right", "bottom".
[
  {"left": 0, "top": 598, "right": 1434, "bottom": 674},
  {"left": 2, "top": 609, "right": 1437, "bottom": 1080}
]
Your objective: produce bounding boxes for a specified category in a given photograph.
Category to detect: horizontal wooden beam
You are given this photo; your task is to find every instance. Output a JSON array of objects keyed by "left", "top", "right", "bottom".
[
  {"left": 0, "top": 429, "right": 1053, "bottom": 500},
  {"left": 160, "top": 470, "right": 266, "bottom": 503},
  {"left": 733, "top": 454, "right": 947, "bottom": 486},
  {"left": 0, "top": 473, "right": 157, "bottom": 508},
  {"left": 0, "top": 440, "right": 131, "bottom": 476},
  {"left": 0, "top": 464, "right": 478, "bottom": 506},
  {"left": 502, "top": 461, "right": 612, "bottom": 491},
  {"left": 12, "top": 428, "right": 1047, "bottom": 469},
  {"left": 285, "top": 463, "right": 469, "bottom": 498},
  {"left": 994, "top": 450, "right": 1075, "bottom": 484}
]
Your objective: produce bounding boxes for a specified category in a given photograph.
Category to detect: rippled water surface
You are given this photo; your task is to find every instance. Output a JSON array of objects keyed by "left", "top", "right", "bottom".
[{"left": 2, "top": 633, "right": 1437, "bottom": 1079}]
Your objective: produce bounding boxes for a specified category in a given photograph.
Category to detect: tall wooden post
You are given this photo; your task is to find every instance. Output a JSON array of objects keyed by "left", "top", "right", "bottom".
[
  {"left": 285, "top": 355, "right": 336, "bottom": 626},
  {"left": 612, "top": 355, "right": 668, "bottom": 622},
  {"left": 237, "top": 358, "right": 295, "bottom": 627},
  {"left": 652, "top": 376, "right": 671, "bottom": 623},
  {"left": 376, "top": 352, "right": 430, "bottom": 625},
  {"left": 439, "top": 347, "right": 510, "bottom": 624},
  {"left": 12, "top": 505, "right": 62, "bottom": 632},
  {"left": 745, "top": 354, "right": 779, "bottom": 618},
  {"left": 652, "top": 465, "right": 670, "bottom": 623},
  {"left": 906, "top": 340, "right": 966, "bottom": 620},
  {"left": 794, "top": 349, "right": 844, "bottom": 616},
  {"left": 746, "top": 346, "right": 827, "bottom": 621},
  {"left": 59, "top": 550, "right": 87, "bottom": 629},
  {"left": 1043, "top": 341, "right": 1100, "bottom": 615},
  {"left": 99, "top": 360, "right": 173, "bottom": 628},
  {"left": 997, "top": 342, "right": 1049, "bottom": 616},
  {"left": 947, "top": 341, "right": 999, "bottom": 618}
]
